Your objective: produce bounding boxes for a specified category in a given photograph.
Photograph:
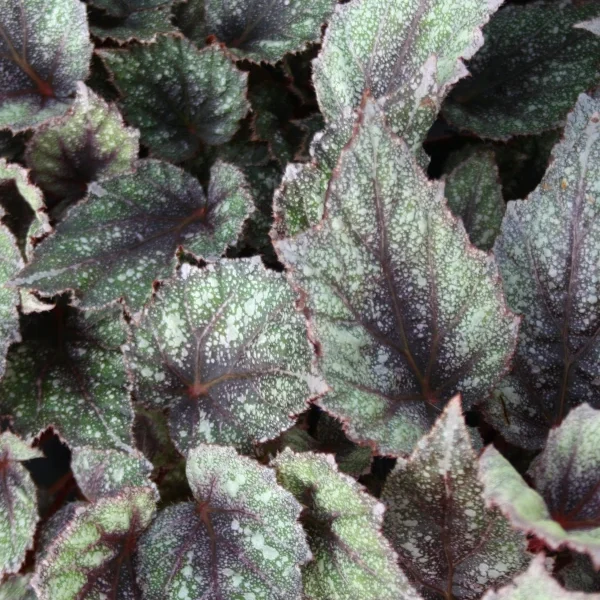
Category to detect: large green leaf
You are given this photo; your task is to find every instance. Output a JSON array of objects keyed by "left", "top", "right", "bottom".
[
  {"left": 100, "top": 38, "right": 249, "bottom": 163},
  {"left": 12, "top": 160, "right": 253, "bottom": 313},
  {"left": 273, "top": 449, "right": 421, "bottom": 600},
  {"left": 0, "top": 0, "right": 93, "bottom": 131},
  {"left": 489, "top": 94, "right": 600, "bottom": 447},
  {"left": 444, "top": 1, "right": 600, "bottom": 140},
  {"left": 136, "top": 444, "right": 310, "bottom": 600},
  {"left": 313, "top": 0, "right": 501, "bottom": 149},
  {"left": 382, "top": 397, "right": 530, "bottom": 599},
  {"left": 0, "top": 303, "right": 134, "bottom": 450},
  {"left": 275, "top": 98, "right": 518, "bottom": 456},
  {"left": 125, "top": 258, "right": 316, "bottom": 453},
  {"left": 0, "top": 432, "right": 42, "bottom": 577}
]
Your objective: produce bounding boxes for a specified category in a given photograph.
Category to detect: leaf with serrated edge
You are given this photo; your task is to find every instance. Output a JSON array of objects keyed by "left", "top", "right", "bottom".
[
  {"left": 490, "top": 94, "right": 600, "bottom": 447},
  {"left": 0, "top": 0, "right": 92, "bottom": 131},
  {"left": 125, "top": 257, "right": 315, "bottom": 453},
  {"left": 444, "top": 2, "right": 600, "bottom": 140},
  {"left": 444, "top": 149, "right": 505, "bottom": 251},
  {"left": 180, "top": 0, "right": 336, "bottom": 63},
  {"left": 0, "top": 303, "right": 133, "bottom": 450},
  {"left": 0, "top": 575, "right": 37, "bottom": 600},
  {"left": 12, "top": 159, "right": 253, "bottom": 312},
  {"left": 136, "top": 444, "right": 310, "bottom": 600},
  {"left": 275, "top": 98, "right": 518, "bottom": 456},
  {"left": 32, "top": 487, "right": 156, "bottom": 600},
  {"left": 0, "top": 432, "right": 42, "bottom": 577},
  {"left": 382, "top": 397, "right": 530, "bottom": 599},
  {"left": 480, "top": 404, "right": 600, "bottom": 568},
  {"left": 71, "top": 446, "right": 157, "bottom": 502},
  {"left": 482, "top": 555, "right": 599, "bottom": 600},
  {"left": 312, "top": 0, "right": 501, "bottom": 150},
  {"left": 273, "top": 449, "right": 421, "bottom": 600},
  {"left": 26, "top": 83, "right": 139, "bottom": 202},
  {"left": 100, "top": 38, "right": 249, "bottom": 163}
]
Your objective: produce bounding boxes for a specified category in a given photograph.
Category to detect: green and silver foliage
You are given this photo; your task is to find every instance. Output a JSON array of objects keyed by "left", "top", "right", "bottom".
[
  {"left": 444, "top": 149, "right": 505, "bottom": 252},
  {"left": 25, "top": 84, "right": 139, "bottom": 201},
  {"left": 12, "top": 159, "right": 253, "bottom": 313},
  {"left": 273, "top": 449, "right": 420, "bottom": 600},
  {"left": 275, "top": 99, "right": 518, "bottom": 456},
  {"left": 101, "top": 38, "right": 249, "bottom": 163},
  {"left": 180, "top": 0, "right": 336, "bottom": 64},
  {"left": 32, "top": 486, "right": 157, "bottom": 600},
  {"left": 480, "top": 404, "right": 600, "bottom": 567},
  {"left": 312, "top": 0, "right": 502, "bottom": 151},
  {"left": 444, "top": 1, "right": 600, "bottom": 140},
  {"left": 0, "top": 574, "right": 37, "bottom": 600},
  {"left": 136, "top": 444, "right": 310, "bottom": 600},
  {"left": 71, "top": 446, "right": 157, "bottom": 502},
  {"left": 125, "top": 258, "right": 316, "bottom": 452},
  {"left": 482, "top": 555, "right": 599, "bottom": 600},
  {"left": 0, "top": 432, "right": 42, "bottom": 577},
  {"left": 0, "top": 0, "right": 93, "bottom": 131},
  {"left": 382, "top": 398, "right": 530, "bottom": 600},
  {"left": 0, "top": 304, "right": 133, "bottom": 450},
  {"left": 490, "top": 94, "right": 600, "bottom": 447}
]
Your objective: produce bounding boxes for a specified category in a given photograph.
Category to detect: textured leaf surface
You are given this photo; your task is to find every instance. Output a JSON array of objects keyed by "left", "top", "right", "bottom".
[
  {"left": 125, "top": 258, "right": 315, "bottom": 452},
  {"left": 26, "top": 84, "right": 139, "bottom": 201},
  {"left": 444, "top": 150, "right": 505, "bottom": 251},
  {"left": 0, "top": 303, "right": 133, "bottom": 450},
  {"left": 273, "top": 449, "right": 421, "bottom": 600},
  {"left": 32, "top": 487, "right": 156, "bottom": 600},
  {"left": 491, "top": 94, "right": 600, "bottom": 446},
  {"left": 0, "top": 432, "right": 42, "bottom": 577},
  {"left": 136, "top": 444, "right": 310, "bottom": 600},
  {"left": 101, "top": 38, "right": 249, "bottom": 162},
  {"left": 480, "top": 405, "right": 600, "bottom": 567},
  {"left": 180, "top": 0, "right": 336, "bottom": 63},
  {"left": 313, "top": 0, "right": 501, "bottom": 149},
  {"left": 0, "top": 575, "right": 37, "bottom": 600},
  {"left": 13, "top": 160, "right": 253, "bottom": 312},
  {"left": 444, "top": 2, "right": 600, "bottom": 139},
  {"left": 0, "top": 0, "right": 93, "bottom": 130},
  {"left": 382, "top": 398, "right": 530, "bottom": 600},
  {"left": 275, "top": 99, "right": 518, "bottom": 455}
]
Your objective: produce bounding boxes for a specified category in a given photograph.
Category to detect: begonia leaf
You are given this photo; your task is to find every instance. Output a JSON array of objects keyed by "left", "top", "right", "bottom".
[
  {"left": 125, "top": 258, "right": 316, "bottom": 453},
  {"left": 382, "top": 397, "right": 530, "bottom": 599},
  {"left": 0, "top": 303, "right": 134, "bottom": 450},
  {"left": 558, "top": 554, "right": 600, "bottom": 594},
  {"left": 273, "top": 449, "right": 421, "bottom": 600},
  {"left": 275, "top": 98, "right": 518, "bottom": 456},
  {"left": 0, "top": 432, "right": 42, "bottom": 577},
  {"left": 135, "top": 444, "right": 310, "bottom": 600},
  {"left": 0, "top": 0, "right": 92, "bottom": 131},
  {"left": 444, "top": 1, "right": 600, "bottom": 140},
  {"left": 12, "top": 159, "right": 253, "bottom": 313},
  {"left": 100, "top": 38, "right": 249, "bottom": 163}
]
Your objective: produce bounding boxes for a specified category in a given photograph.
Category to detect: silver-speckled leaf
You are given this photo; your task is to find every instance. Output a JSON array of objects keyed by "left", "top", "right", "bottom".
[
  {"left": 0, "top": 432, "right": 42, "bottom": 577},
  {"left": 32, "top": 487, "right": 157, "bottom": 600},
  {"left": 26, "top": 84, "right": 139, "bottom": 202},
  {"left": 0, "top": 575, "right": 37, "bottom": 600},
  {"left": 444, "top": 2, "right": 600, "bottom": 140},
  {"left": 100, "top": 38, "right": 249, "bottom": 163},
  {"left": 480, "top": 404, "right": 600, "bottom": 567},
  {"left": 313, "top": 0, "right": 501, "bottom": 150},
  {"left": 12, "top": 159, "right": 253, "bottom": 312},
  {"left": 444, "top": 149, "right": 505, "bottom": 251},
  {"left": 0, "top": 303, "right": 134, "bottom": 450},
  {"left": 275, "top": 98, "right": 518, "bottom": 456},
  {"left": 273, "top": 449, "right": 421, "bottom": 600},
  {"left": 0, "top": 0, "right": 93, "bottom": 131},
  {"left": 490, "top": 94, "right": 600, "bottom": 447},
  {"left": 136, "top": 445, "right": 310, "bottom": 600},
  {"left": 382, "top": 397, "right": 530, "bottom": 600},
  {"left": 125, "top": 258, "right": 316, "bottom": 453}
]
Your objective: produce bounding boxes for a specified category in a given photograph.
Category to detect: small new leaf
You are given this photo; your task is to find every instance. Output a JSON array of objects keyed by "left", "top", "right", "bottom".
[{"left": 136, "top": 445, "right": 310, "bottom": 600}]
